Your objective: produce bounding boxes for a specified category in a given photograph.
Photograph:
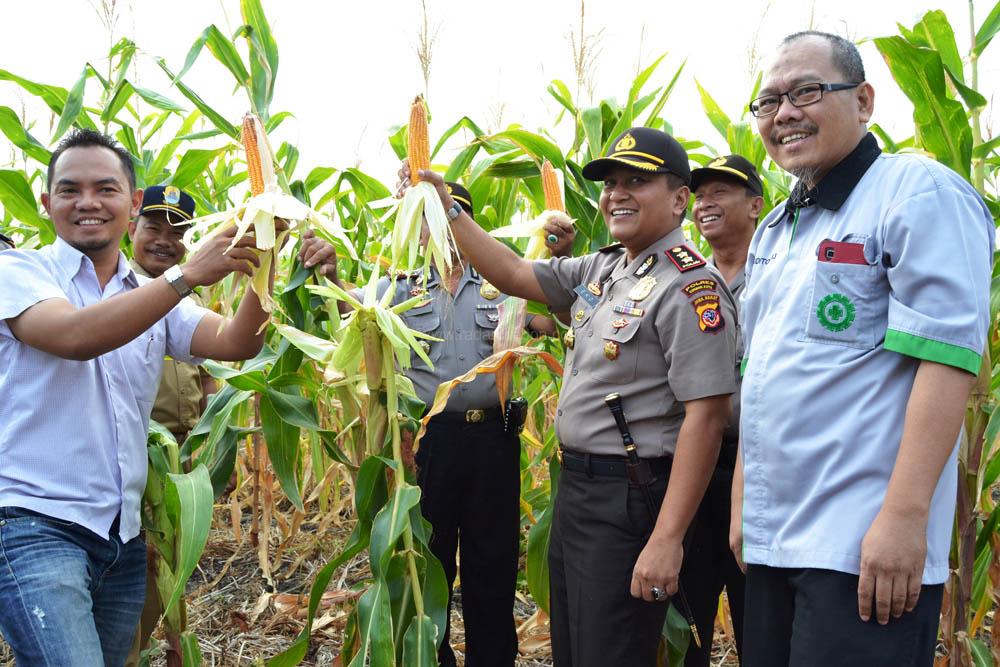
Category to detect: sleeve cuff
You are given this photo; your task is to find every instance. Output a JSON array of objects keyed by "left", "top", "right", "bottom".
[{"left": 884, "top": 329, "right": 982, "bottom": 375}]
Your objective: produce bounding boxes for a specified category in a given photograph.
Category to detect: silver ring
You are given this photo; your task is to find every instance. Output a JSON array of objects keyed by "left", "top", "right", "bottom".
[{"left": 650, "top": 586, "right": 665, "bottom": 601}]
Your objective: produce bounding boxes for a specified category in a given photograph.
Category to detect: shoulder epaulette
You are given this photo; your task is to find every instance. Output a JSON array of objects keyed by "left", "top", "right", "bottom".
[
  {"left": 665, "top": 244, "right": 707, "bottom": 272},
  {"left": 597, "top": 242, "right": 625, "bottom": 254}
]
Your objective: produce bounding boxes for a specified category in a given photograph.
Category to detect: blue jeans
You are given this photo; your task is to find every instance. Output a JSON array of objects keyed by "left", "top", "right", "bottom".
[{"left": 0, "top": 507, "right": 146, "bottom": 666}]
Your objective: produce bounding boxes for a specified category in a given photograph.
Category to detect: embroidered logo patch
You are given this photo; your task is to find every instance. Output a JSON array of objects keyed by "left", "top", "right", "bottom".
[
  {"left": 692, "top": 294, "right": 724, "bottom": 333},
  {"left": 816, "top": 293, "right": 856, "bottom": 332},
  {"left": 681, "top": 279, "right": 717, "bottom": 297}
]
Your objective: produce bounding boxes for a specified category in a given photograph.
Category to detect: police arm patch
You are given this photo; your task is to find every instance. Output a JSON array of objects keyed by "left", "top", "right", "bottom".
[
  {"left": 666, "top": 244, "right": 707, "bottom": 272},
  {"left": 691, "top": 294, "right": 725, "bottom": 333}
]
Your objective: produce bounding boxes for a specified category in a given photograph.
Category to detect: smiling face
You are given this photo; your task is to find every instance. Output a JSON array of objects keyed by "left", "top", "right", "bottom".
[
  {"left": 756, "top": 35, "right": 874, "bottom": 186},
  {"left": 692, "top": 177, "right": 762, "bottom": 246},
  {"left": 128, "top": 212, "right": 189, "bottom": 277},
  {"left": 41, "top": 145, "right": 141, "bottom": 262},
  {"left": 599, "top": 165, "right": 688, "bottom": 253}
]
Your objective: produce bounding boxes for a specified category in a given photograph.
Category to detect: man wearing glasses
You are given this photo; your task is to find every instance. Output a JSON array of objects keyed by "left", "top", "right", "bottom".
[{"left": 731, "top": 31, "right": 993, "bottom": 665}]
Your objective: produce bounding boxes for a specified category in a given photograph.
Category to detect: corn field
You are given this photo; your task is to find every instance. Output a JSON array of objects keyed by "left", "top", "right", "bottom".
[{"left": 1, "top": 1, "right": 999, "bottom": 665}]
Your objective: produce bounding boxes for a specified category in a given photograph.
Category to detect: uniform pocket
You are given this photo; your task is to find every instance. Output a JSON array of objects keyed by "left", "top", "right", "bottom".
[
  {"left": 474, "top": 307, "right": 501, "bottom": 352},
  {"left": 594, "top": 318, "right": 640, "bottom": 383},
  {"left": 801, "top": 260, "right": 880, "bottom": 349},
  {"left": 403, "top": 304, "right": 442, "bottom": 367},
  {"left": 124, "top": 327, "right": 165, "bottom": 404}
]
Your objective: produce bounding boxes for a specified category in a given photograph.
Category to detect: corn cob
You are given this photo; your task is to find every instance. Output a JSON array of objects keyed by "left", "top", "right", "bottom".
[
  {"left": 242, "top": 114, "right": 265, "bottom": 197},
  {"left": 408, "top": 96, "right": 430, "bottom": 183},
  {"left": 541, "top": 159, "right": 564, "bottom": 212}
]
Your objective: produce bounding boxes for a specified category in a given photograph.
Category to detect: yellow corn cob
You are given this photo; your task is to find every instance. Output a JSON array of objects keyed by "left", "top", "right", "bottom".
[
  {"left": 408, "top": 96, "right": 430, "bottom": 183},
  {"left": 242, "top": 114, "right": 265, "bottom": 196},
  {"left": 541, "top": 159, "right": 564, "bottom": 212}
]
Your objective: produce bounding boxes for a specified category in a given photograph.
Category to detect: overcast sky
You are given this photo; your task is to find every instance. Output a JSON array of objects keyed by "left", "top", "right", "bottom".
[{"left": 1, "top": 0, "right": 997, "bottom": 189}]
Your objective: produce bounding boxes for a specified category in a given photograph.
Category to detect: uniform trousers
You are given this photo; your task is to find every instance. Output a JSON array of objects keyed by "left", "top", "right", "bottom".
[
  {"left": 548, "top": 455, "right": 672, "bottom": 667},
  {"left": 679, "top": 461, "right": 745, "bottom": 666},
  {"left": 415, "top": 415, "right": 521, "bottom": 667},
  {"left": 742, "top": 565, "right": 943, "bottom": 667}
]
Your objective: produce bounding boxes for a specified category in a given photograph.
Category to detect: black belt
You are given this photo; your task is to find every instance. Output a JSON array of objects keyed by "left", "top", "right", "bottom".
[
  {"left": 430, "top": 406, "right": 503, "bottom": 424},
  {"left": 560, "top": 449, "right": 671, "bottom": 478}
]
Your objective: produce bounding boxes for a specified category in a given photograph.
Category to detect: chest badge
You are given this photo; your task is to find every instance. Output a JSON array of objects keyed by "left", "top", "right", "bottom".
[
  {"left": 410, "top": 286, "right": 428, "bottom": 298},
  {"left": 480, "top": 282, "right": 500, "bottom": 300},
  {"left": 487, "top": 313, "right": 500, "bottom": 323},
  {"left": 587, "top": 281, "right": 603, "bottom": 297},
  {"left": 603, "top": 340, "right": 621, "bottom": 361},
  {"left": 611, "top": 317, "right": 629, "bottom": 331},
  {"left": 563, "top": 327, "right": 576, "bottom": 349},
  {"left": 633, "top": 253, "right": 657, "bottom": 278},
  {"left": 574, "top": 309, "right": 586, "bottom": 322},
  {"left": 628, "top": 275, "right": 657, "bottom": 302}
]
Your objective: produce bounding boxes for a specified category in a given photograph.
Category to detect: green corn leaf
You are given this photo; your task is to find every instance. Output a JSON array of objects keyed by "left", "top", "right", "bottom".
[
  {"left": 0, "top": 69, "right": 69, "bottom": 115},
  {"left": 160, "top": 464, "right": 214, "bottom": 617},
  {"left": 260, "top": 391, "right": 305, "bottom": 511},
  {"left": 52, "top": 66, "right": 89, "bottom": 142},
  {"left": 156, "top": 58, "right": 239, "bottom": 139},
  {"left": 131, "top": 85, "right": 186, "bottom": 114},
  {"left": 695, "top": 79, "right": 732, "bottom": 140},
  {"left": 171, "top": 148, "right": 222, "bottom": 189},
  {"left": 179, "top": 631, "right": 203, "bottom": 666},
  {"left": 0, "top": 106, "right": 51, "bottom": 164},
  {"left": 489, "top": 129, "right": 566, "bottom": 169},
  {"left": 264, "top": 387, "right": 320, "bottom": 430},
  {"left": 402, "top": 614, "right": 438, "bottom": 666},
  {"left": 369, "top": 483, "right": 422, "bottom": 578},
  {"left": 974, "top": 0, "right": 1000, "bottom": 56},
  {"left": 873, "top": 36, "right": 972, "bottom": 180},
  {"left": 241, "top": 0, "right": 280, "bottom": 116},
  {"left": 644, "top": 57, "right": 687, "bottom": 127},
  {"left": 348, "top": 579, "right": 394, "bottom": 667},
  {"left": 0, "top": 169, "right": 54, "bottom": 243}
]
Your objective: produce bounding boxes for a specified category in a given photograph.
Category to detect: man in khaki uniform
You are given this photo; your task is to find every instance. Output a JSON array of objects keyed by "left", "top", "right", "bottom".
[
  {"left": 124, "top": 185, "right": 209, "bottom": 666},
  {"left": 401, "top": 128, "right": 737, "bottom": 666},
  {"left": 127, "top": 186, "right": 213, "bottom": 444}
]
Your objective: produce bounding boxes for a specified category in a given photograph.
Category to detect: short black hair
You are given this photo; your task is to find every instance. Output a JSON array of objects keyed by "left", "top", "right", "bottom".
[
  {"left": 47, "top": 128, "right": 136, "bottom": 192},
  {"left": 782, "top": 31, "right": 866, "bottom": 82}
]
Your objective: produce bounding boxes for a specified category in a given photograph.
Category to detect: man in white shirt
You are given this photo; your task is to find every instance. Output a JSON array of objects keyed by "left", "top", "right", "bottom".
[{"left": 0, "top": 128, "right": 276, "bottom": 666}]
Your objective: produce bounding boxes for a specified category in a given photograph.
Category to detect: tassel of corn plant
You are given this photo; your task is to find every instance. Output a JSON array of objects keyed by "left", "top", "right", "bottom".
[
  {"left": 541, "top": 159, "right": 564, "bottom": 212},
  {"left": 408, "top": 96, "right": 430, "bottom": 183}
]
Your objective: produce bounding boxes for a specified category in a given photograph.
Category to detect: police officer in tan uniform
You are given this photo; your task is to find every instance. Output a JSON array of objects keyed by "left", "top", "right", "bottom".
[
  {"left": 339, "top": 183, "right": 573, "bottom": 667},
  {"left": 401, "top": 129, "right": 737, "bottom": 666}
]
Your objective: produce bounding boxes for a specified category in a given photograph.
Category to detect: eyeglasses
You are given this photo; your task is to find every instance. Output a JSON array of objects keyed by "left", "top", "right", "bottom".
[{"left": 749, "top": 82, "right": 861, "bottom": 118}]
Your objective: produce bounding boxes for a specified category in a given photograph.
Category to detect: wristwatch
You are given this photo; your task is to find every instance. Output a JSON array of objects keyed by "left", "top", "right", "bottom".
[
  {"left": 163, "top": 265, "right": 193, "bottom": 298},
  {"left": 446, "top": 200, "right": 463, "bottom": 221}
]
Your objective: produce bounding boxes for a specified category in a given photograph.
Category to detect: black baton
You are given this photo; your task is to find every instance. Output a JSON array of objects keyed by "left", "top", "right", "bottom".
[{"left": 604, "top": 392, "right": 702, "bottom": 649}]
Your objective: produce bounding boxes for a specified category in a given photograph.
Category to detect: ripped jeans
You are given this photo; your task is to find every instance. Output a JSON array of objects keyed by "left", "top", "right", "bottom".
[{"left": 0, "top": 507, "right": 146, "bottom": 667}]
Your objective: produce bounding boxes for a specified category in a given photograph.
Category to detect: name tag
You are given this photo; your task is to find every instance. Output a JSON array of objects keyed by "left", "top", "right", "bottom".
[{"left": 574, "top": 284, "right": 600, "bottom": 307}]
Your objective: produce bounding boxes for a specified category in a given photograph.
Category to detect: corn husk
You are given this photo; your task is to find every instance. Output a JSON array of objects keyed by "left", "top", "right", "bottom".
[{"left": 182, "top": 113, "right": 357, "bottom": 316}]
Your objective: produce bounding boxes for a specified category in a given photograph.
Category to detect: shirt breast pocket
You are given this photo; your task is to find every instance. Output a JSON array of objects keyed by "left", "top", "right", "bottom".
[
  {"left": 800, "top": 243, "right": 883, "bottom": 349},
  {"left": 124, "top": 327, "right": 166, "bottom": 405},
  {"left": 594, "top": 317, "right": 640, "bottom": 383},
  {"left": 403, "top": 303, "right": 442, "bottom": 367},
  {"left": 474, "top": 307, "right": 500, "bottom": 356}
]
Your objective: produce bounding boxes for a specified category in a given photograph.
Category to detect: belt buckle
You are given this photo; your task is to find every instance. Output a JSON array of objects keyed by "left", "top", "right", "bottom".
[{"left": 465, "top": 409, "right": 485, "bottom": 423}]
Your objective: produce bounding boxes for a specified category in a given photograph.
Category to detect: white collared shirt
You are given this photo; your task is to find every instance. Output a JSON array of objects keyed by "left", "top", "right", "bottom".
[
  {"left": 0, "top": 238, "right": 209, "bottom": 541},
  {"left": 740, "top": 151, "right": 994, "bottom": 584}
]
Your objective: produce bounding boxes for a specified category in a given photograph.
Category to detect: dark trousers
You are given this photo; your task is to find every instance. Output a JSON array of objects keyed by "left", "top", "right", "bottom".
[
  {"left": 679, "top": 465, "right": 745, "bottom": 666},
  {"left": 743, "top": 565, "right": 944, "bottom": 667},
  {"left": 548, "top": 461, "right": 671, "bottom": 667},
  {"left": 415, "top": 416, "right": 521, "bottom": 667}
]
